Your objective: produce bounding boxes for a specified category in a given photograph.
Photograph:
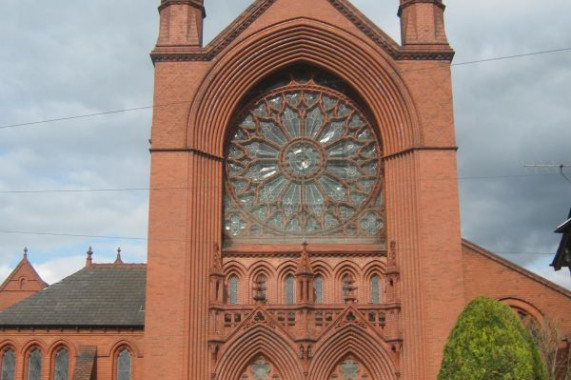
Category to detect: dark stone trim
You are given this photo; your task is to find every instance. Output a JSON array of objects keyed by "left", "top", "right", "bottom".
[
  {"left": 151, "top": 0, "right": 454, "bottom": 64},
  {"left": 382, "top": 146, "right": 458, "bottom": 160},
  {"left": 150, "top": 147, "right": 224, "bottom": 162}
]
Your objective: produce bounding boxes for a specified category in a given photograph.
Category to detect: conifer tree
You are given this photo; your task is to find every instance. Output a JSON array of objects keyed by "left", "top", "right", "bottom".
[{"left": 438, "top": 297, "right": 547, "bottom": 380}]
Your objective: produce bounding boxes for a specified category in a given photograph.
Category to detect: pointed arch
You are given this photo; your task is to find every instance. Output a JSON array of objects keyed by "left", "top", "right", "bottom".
[
  {"left": 215, "top": 325, "right": 304, "bottom": 380},
  {"left": 308, "top": 325, "right": 397, "bottom": 380},
  {"left": 188, "top": 18, "right": 420, "bottom": 158}
]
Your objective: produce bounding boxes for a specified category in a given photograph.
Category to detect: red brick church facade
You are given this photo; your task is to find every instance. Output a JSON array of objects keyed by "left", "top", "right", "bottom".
[{"left": 0, "top": 0, "right": 569, "bottom": 379}]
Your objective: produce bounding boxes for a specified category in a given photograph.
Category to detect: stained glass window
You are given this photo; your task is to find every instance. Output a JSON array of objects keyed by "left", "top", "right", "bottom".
[
  {"left": 117, "top": 349, "right": 131, "bottom": 380},
  {"left": 329, "top": 356, "right": 370, "bottom": 379},
  {"left": 224, "top": 78, "right": 384, "bottom": 242},
  {"left": 285, "top": 275, "right": 295, "bottom": 304},
  {"left": 371, "top": 275, "right": 380, "bottom": 304},
  {"left": 228, "top": 275, "right": 239, "bottom": 305},
  {"left": 1, "top": 348, "right": 15, "bottom": 380},
  {"left": 241, "top": 356, "right": 280, "bottom": 380},
  {"left": 27, "top": 349, "right": 42, "bottom": 380},
  {"left": 314, "top": 275, "right": 323, "bottom": 304},
  {"left": 53, "top": 348, "right": 68, "bottom": 380}
]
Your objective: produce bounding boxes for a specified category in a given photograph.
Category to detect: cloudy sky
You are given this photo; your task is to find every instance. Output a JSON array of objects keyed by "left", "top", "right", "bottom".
[{"left": 0, "top": 0, "right": 569, "bottom": 289}]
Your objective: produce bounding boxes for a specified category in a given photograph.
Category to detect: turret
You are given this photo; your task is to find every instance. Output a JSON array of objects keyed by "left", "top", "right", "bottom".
[
  {"left": 398, "top": 0, "right": 449, "bottom": 47},
  {"left": 156, "top": 0, "right": 205, "bottom": 47}
]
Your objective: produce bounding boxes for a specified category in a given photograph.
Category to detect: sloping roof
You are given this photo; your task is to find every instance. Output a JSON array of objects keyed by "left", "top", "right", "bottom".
[
  {"left": 0, "top": 252, "right": 47, "bottom": 292},
  {"left": 462, "top": 239, "right": 571, "bottom": 298},
  {"left": 0, "top": 264, "right": 146, "bottom": 327}
]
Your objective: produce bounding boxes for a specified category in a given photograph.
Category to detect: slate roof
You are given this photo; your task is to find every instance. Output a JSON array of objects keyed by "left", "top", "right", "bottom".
[{"left": 0, "top": 264, "right": 146, "bottom": 327}]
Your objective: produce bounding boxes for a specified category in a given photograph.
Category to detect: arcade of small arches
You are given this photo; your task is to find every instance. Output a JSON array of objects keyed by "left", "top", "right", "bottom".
[
  {"left": 223, "top": 259, "right": 387, "bottom": 306},
  {"left": 0, "top": 342, "right": 134, "bottom": 380}
]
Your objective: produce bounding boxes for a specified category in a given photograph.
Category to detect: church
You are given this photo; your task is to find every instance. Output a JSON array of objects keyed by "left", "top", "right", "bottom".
[{"left": 0, "top": 0, "right": 569, "bottom": 379}]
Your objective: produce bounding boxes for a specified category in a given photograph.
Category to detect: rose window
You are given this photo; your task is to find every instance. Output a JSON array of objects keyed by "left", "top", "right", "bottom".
[{"left": 224, "top": 79, "right": 384, "bottom": 241}]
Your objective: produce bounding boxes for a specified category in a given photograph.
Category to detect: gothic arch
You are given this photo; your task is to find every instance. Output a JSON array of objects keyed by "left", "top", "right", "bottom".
[
  {"left": 276, "top": 260, "right": 297, "bottom": 303},
  {"left": 188, "top": 18, "right": 420, "bottom": 157},
  {"left": 308, "top": 325, "right": 397, "bottom": 380},
  {"left": 107, "top": 339, "right": 142, "bottom": 358},
  {"left": 21, "top": 340, "right": 47, "bottom": 356},
  {"left": 249, "top": 261, "right": 275, "bottom": 303},
  {"left": 215, "top": 325, "right": 304, "bottom": 380},
  {"left": 499, "top": 297, "right": 544, "bottom": 326}
]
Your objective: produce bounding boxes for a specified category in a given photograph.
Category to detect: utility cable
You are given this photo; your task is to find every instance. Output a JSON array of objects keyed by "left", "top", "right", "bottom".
[
  {"left": 0, "top": 229, "right": 558, "bottom": 256},
  {"left": 0, "top": 47, "right": 569, "bottom": 130}
]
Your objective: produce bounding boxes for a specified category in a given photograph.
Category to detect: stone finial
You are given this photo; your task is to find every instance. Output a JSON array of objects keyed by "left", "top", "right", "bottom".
[
  {"left": 211, "top": 242, "right": 224, "bottom": 275},
  {"left": 296, "top": 242, "right": 314, "bottom": 276},
  {"left": 86, "top": 246, "right": 93, "bottom": 267},
  {"left": 114, "top": 247, "right": 123, "bottom": 265},
  {"left": 23, "top": 246, "right": 28, "bottom": 259}
]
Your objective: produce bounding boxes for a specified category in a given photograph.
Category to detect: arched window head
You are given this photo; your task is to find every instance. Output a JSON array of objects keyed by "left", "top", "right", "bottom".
[
  {"left": 370, "top": 275, "right": 380, "bottom": 304},
  {"left": 228, "top": 275, "right": 239, "bottom": 305},
  {"left": 285, "top": 275, "right": 295, "bottom": 304},
  {"left": 314, "top": 275, "right": 323, "bottom": 304},
  {"left": 1, "top": 347, "right": 15, "bottom": 380},
  {"left": 27, "top": 348, "right": 42, "bottom": 380},
  {"left": 53, "top": 347, "right": 69, "bottom": 380},
  {"left": 117, "top": 348, "right": 132, "bottom": 380},
  {"left": 224, "top": 70, "right": 384, "bottom": 244}
]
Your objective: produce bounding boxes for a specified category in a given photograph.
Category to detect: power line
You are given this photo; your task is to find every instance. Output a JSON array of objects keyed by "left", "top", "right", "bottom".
[
  {"left": 0, "top": 172, "right": 561, "bottom": 195},
  {"left": 451, "top": 47, "right": 571, "bottom": 67},
  {"left": 0, "top": 229, "right": 556, "bottom": 256},
  {"left": 1, "top": 47, "right": 569, "bottom": 131}
]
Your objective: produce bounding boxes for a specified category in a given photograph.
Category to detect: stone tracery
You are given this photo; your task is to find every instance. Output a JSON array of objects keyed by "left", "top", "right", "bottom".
[{"left": 224, "top": 77, "right": 384, "bottom": 242}]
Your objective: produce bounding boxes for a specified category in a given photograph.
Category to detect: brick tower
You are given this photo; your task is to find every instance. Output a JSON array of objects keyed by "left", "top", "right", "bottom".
[{"left": 145, "top": 0, "right": 463, "bottom": 379}]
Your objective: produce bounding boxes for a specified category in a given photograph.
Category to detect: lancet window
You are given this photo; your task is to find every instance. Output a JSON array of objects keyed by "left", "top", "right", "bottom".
[
  {"left": 116, "top": 349, "right": 131, "bottom": 380},
  {"left": 314, "top": 275, "right": 323, "bottom": 304},
  {"left": 224, "top": 70, "right": 384, "bottom": 244},
  {"left": 285, "top": 275, "right": 295, "bottom": 304},
  {"left": 53, "top": 348, "right": 69, "bottom": 380},
  {"left": 27, "top": 349, "right": 42, "bottom": 380},
  {"left": 370, "top": 275, "right": 380, "bottom": 304},
  {"left": 228, "top": 275, "right": 239, "bottom": 305},
  {"left": 1, "top": 347, "right": 15, "bottom": 380}
]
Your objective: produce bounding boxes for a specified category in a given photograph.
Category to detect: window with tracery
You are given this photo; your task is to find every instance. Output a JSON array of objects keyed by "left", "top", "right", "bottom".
[
  {"left": 27, "top": 349, "right": 42, "bottom": 380},
  {"left": 370, "top": 275, "right": 380, "bottom": 304},
  {"left": 240, "top": 356, "right": 280, "bottom": 380},
  {"left": 53, "top": 348, "right": 69, "bottom": 380},
  {"left": 224, "top": 73, "right": 384, "bottom": 243},
  {"left": 329, "top": 356, "right": 370, "bottom": 379},
  {"left": 285, "top": 275, "right": 295, "bottom": 304},
  {"left": 1, "top": 348, "right": 15, "bottom": 380},
  {"left": 314, "top": 275, "right": 323, "bottom": 304},
  {"left": 117, "top": 349, "right": 131, "bottom": 380},
  {"left": 228, "top": 275, "right": 239, "bottom": 305}
]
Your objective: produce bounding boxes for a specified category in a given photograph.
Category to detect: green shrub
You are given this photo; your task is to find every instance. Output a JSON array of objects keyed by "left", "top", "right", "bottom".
[{"left": 438, "top": 297, "right": 547, "bottom": 380}]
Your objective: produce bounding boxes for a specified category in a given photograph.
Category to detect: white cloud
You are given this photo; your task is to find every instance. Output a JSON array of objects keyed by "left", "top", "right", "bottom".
[{"left": 0, "top": 0, "right": 569, "bottom": 292}]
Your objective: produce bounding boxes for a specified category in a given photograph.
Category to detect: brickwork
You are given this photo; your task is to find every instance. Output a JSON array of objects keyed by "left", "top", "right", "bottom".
[
  {"left": 0, "top": 253, "right": 47, "bottom": 311},
  {"left": 0, "top": 330, "right": 143, "bottom": 380},
  {"left": 1, "top": 1, "right": 569, "bottom": 379}
]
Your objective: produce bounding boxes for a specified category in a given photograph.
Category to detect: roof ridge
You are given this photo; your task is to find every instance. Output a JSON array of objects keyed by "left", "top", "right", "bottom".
[{"left": 462, "top": 239, "right": 571, "bottom": 298}]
